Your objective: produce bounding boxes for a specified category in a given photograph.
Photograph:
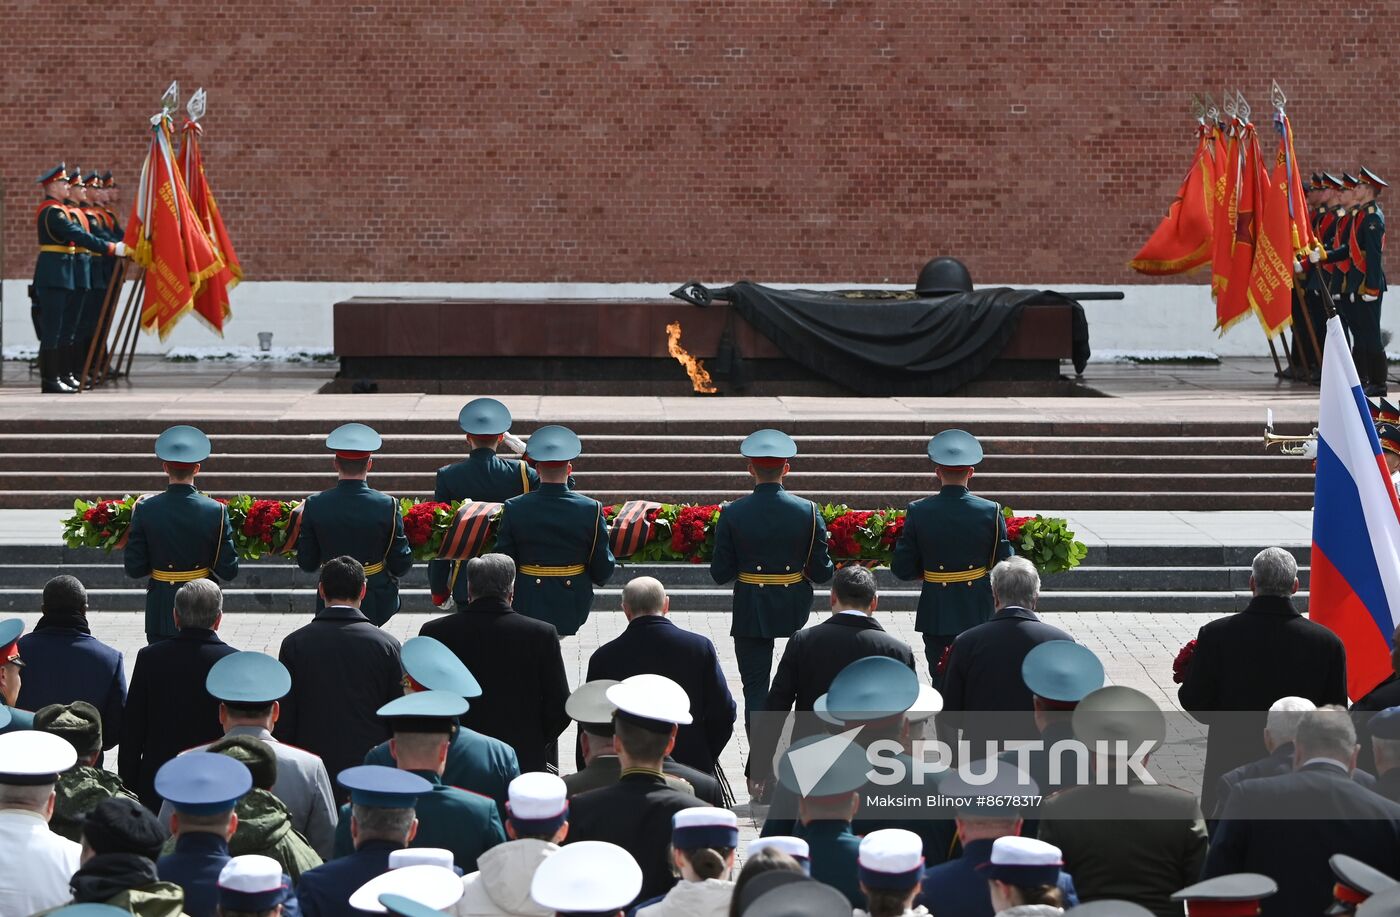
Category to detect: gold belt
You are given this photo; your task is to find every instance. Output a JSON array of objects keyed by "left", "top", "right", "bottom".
[
  {"left": 38, "top": 245, "right": 75, "bottom": 254},
  {"left": 363, "top": 561, "right": 385, "bottom": 576},
  {"left": 151, "top": 567, "right": 211, "bottom": 584},
  {"left": 738, "top": 571, "right": 805, "bottom": 586},
  {"left": 520, "top": 563, "right": 586, "bottom": 577},
  {"left": 923, "top": 566, "right": 988, "bottom": 584}
]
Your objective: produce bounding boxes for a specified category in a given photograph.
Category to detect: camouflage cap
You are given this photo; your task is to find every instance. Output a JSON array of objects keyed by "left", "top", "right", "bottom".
[
  {"left": 34, "top": 701, "right": 103, "bottom": 758},
  {"left": 209, "top": 734, "right": 279, "bottom": 791}
]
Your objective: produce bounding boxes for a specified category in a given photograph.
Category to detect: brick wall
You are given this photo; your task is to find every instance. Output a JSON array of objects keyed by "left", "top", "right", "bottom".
[{"left": 3, "top": 1, "right": 1395, "bottom": 285}]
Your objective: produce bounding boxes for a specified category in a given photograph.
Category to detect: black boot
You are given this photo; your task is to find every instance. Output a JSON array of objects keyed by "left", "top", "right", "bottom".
[
  {"left": 1369, "top": 351, "right": 1390, "bottom": 396},
  {"left": 59, "top": 346, "right": 82, "bottom": 391},
  {"left": 1354, "top": 347, "right": 1371, "bottom": 387},
  {"left": 39, "top": 349, "right": 75, "bottom": 394}
]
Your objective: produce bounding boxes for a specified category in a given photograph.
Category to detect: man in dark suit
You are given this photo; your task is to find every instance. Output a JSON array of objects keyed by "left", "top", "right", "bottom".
[
  {"left": 296, "top": 423, "right": 413, "bottom": 627},
  {"left": 566, "top": 676, "right": 705, "bottom": 909},
  {"left": 16, "top": 576, "right": 126, "bottom": 749},
  {"left": 118, "top": 578, "right": 239, "bottom": 809},
  {"left": 940, "top": 556, "right": 1073, "bottom": 756},
  {"left": 751, "top": 564, "right": 913, "bottom": 785},
  {"left": 585, "top": 575, "right": 735, "bottom": 775},
  {"left": 709, "top": 428, "right": 834, "bottom": 735},
  {"left": 277, "top": 557, "right": 403, "bottom": 798},
  {"left": 1207, "top": 707, "right": 1400, "bottom": 917},
  {"left": 429, "top": 397, "right": 542, "bottom": 608},
  {"left": 1366, "top": 706, "right": 1400, "bottom": 802},
  {"left": 123, "top": 425, "right": 239, "bottom": 643},
  {"left": 562, "top": 680, "right": 722, "bottom": 806},
  {"left": 1179, "top": 547, "right": 1348, "bottom": 815},
  {"left": 1351, "top": 622, "right": 1400, "bottom": 774},
  {"left": 493, "top": 425, "right": 616, "bottom": 638},
  {"left": 419, "top": 553, "right": 570, "bottom": 773},
  {"left": 1211, "top": 697, "right": 1331, "bottom": 821},
  {"left": 891, "top": 430, "right": 1014, "bottom": 690}
]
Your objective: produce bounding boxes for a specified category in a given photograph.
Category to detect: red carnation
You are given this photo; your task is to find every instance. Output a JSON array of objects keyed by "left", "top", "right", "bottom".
[
  {"left": 403, "top": 501, "right": 449, "bottom": 548},
  {"left": 1005, "top": 515, "right": 1033, "bottom": 543},
  {"left": 670, "top": 505, "right": 718, "bottom": 557},
  {"left": 241, "top": 500, "right": 286, "bottom": 546},
  {"left": 1172, "top": 639, "right": 1197, "bottom": 684},
  {"left": 84, "top": 501, "right": 116, "bottom": 526},
  {"left": 826, "top": 511, "right": 873, "bottom": 558}
]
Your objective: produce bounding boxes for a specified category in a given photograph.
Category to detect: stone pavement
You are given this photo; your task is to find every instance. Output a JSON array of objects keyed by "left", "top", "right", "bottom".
[{"left": 14, "top": 607, "right": 1222, "bottom": 842}]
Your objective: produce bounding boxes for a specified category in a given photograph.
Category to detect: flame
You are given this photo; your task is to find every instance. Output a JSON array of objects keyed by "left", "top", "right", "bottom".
[{"left": 665, "top": 321, "right": 717, "bottom": 394}]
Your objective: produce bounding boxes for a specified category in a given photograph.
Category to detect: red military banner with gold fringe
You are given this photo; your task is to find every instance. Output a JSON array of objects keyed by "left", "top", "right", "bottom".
[
  {"left": 1216, "top": 123, "right": 1263, "bottom": 334},
  {"left": 181, "top": 119, "right": 240, "bottom": 332},
  {"left": 1245, "top": 124, "right": 1296, "bottom": 338},
  {"left": 123, "top": 115, "right": 224, "bottom": 340},
  {"left": 1130, "top": 130, "right": 1216, "bottom": 275},
  {"left": 1210, "top": 125, "right": 1241, "bottom": 311}
]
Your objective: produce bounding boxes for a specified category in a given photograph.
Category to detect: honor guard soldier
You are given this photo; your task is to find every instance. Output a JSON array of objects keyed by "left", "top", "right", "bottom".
[
  {"left": 154, "top": 751, "right": 253, "bottom": 917},
  {"left": 333, "top": 692, "right": 505, "bottom": 872},
  {"left": 430, "top": 398, "right": 540, "bottom": 607},
  {"left": 1354, "top": 168, "right": 1389, "bottom": 395},
  {"left": 1329, "top": 855, "right": 1399, "bottom": 914},
  {"left": 0, "top": 619, "right": 32, "bottom": 734},
  {"left": 364, "top": 636, "right": 519, "bottom": 820},
  {"left": 123, "top": 426, "right": 239, "bottom": 643},
  {"left": 891, "top": 430, "right": 1013, "bottom": 689},
  {"left": 63, "top": 169, "right": 95, "bottom": 391},
  {"left": 529, "top": 840, "right": 644, "bottom": 917},
  {"left": 31, "top": 163, "right": 125, "bottom": 393},
  {"left": 295, "top": 766, "right": 432, "bottom": 917},
  {"left": 77, "top": 170, "right": 115, "bottom": 383},
  {"left": 296, "top": 423, "right": 413, "bottom": 627},
  {"left": 494, "top": 425, "right": 616, "bottom": 638},
  {"left": 709, "top": 428, "right": 835, "bottom": 734}
]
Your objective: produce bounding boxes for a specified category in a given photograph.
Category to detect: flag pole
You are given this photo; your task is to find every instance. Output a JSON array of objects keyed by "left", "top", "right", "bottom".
[{"left": 79, "top": 259, "right": 127, "bottom": 391}]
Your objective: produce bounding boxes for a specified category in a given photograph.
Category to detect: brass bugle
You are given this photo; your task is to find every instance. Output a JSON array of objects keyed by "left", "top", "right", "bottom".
[{"left": 1263, "top": 428, "right": 1318, "bottom": 455}]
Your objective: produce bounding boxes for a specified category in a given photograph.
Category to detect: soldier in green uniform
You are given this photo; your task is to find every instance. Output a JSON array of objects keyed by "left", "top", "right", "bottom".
[
  {"left": 1355, "top": 167, "right": 1389, "bottom": 396},
  {"left": 493, "top": 425, "right": 616, "bottom": 638},
  {"left": 0, "top": 619, "right": 33, "bottom": 734},
  {"left": 709, "top": 428, "right": 835, "bottom": 737},
  {"left": 429, "top": 398, "right": 539, "bottom": 608},
  {"left": 61, "top": 169, "right": 96, "bottom": 391},
  {"left": 891, "top": 429, "right": 1013, "bottom": 689},
  {"left": 122, "top": 425, "right": 240, "bottom": 643},
  {"left": 333, "top": 692, "right": 506, "bottom": 872},
  {"left": 30, "top": 164, "right": 124, "bottom": 393},
  {"left": 33, "top": 700, "right": 137, "bottom": 843},
  {"left": 296, "top": 423, "right": 413, "bottom": 626},
  {"left": 76, "top": 170, "right": 114, "bottom": 384}
]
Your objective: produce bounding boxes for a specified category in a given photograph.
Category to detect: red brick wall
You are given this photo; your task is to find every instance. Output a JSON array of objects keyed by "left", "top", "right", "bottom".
[{"left": 3, "top": 1, "right": 1394, "bottom": 285}]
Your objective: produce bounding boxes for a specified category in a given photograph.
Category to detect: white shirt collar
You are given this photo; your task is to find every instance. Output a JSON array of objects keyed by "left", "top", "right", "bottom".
[
  {"left": 835, "top": 609, "right": 871, "bottom": 617},
  {"left": 1300, "top": 756, "right": 1351, "bottom": 772}
]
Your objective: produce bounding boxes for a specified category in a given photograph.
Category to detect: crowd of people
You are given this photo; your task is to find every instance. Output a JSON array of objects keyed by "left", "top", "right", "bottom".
[{"left": 1, "top": 400, "right": 1399, "bottom": 916}]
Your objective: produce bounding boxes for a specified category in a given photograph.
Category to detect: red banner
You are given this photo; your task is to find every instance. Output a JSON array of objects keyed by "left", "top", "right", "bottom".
[
  {"left": 181, "top": 121, "right": 239, "bottom": 332},
  {"left": 1215, "top": 124, "right": 1262, "bottom": 333},
  {"left": 1246, "top": 134, "right": 1296, "bottom": 338},
  {"left": 1130, "top": 132, "right": 1215, "bottom": 275}
]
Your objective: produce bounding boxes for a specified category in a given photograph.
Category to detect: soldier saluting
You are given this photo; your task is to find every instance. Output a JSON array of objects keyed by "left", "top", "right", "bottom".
[
  {"left": 296, "top": 423, "right": 413, "bottom": 626},
  {"left": 123, "top": 426, "right": 239, "bottom": 643},
  {"left": 891, "top": 429, "right": 1013, "bottom": 689},
  {"left": 31, "top": 163, "right": 126, "bottom": 393},
  {"left": 494, "top": 425, "right": 615, "bottom": 638},
  {"left": 429, "top": 398, "right": 539, "bottom": 608}
]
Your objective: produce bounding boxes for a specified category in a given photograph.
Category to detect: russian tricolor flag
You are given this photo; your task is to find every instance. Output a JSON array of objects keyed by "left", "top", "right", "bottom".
[{"left": 1310, "top": 315, "right": 1400, "bottom": 699}]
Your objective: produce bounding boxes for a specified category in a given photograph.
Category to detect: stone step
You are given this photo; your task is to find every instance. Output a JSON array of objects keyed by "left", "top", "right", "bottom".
[
  {"left": 0, "top": 452, "right": 1305, "bottom": 474},
  {"left": 0, "top": 490, "right": 1314, "bottom": 511},
  {"left": 0, "top": 586, "right": 1309, "bottom": 615},
  {"left": 0, "top": 563, "right": 1311, "bottom": 592},
  {"left": 0, "top": 434, "right": 1288, "bottom": 457},
  {"left": 0, "top": 469, "right": 1314, "bottom": 494}
]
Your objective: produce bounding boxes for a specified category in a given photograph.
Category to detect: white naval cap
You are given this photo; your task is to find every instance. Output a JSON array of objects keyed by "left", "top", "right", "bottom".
[
  {"left": 905, "top": 683, "right": 944, "bottom": 723},
  {"left": 349, "top": 864, "right": 464, "bottom": 913},
  {"left": 986, "top": 836, "right": 1064, "bottom": 885},
  {"left": 747, "top": 836, "right": 811, "bottom": 862},
  {"left": 0, "top": 730, "right": 78, "bottom": 783},
  {"left": 530, "top": 840, "right": 643, "bottom": 914},
  {"left": 388, "top": 848, "right": 455, "bottom": 870},
  {"left": 606, "top": 673, "right": 693, "bottom": 726},
  {"left": 672, "top": 806, "right": 739, "bottom": 849},
  {"left": 858, "top": 829, "right": 925, "bottom": 890},
  {"left": 508, "top": 771, "right": 569, "bottom": 822},
  {"left": 217, "top": 855, "right": 289, "bottom": 912}
]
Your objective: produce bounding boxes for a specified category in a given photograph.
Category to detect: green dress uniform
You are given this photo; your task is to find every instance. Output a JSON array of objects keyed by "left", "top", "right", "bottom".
[
  {"left": 331, "top": 770, "right": 504, "bottom": 872},
  {"left": 709, "top": 430, "right": 834, "bottom": 724},
  {"left": 492, "top": 426, "right": 615, "bottom": 638},
  {"left": 891, "top": 431, "right": 1013, "bottom": 687},
  {"left": 363, "top": 723, "right": 519, "bottom": 820},
  {"left": 1354, "top": 168, "right": 1389, "bottom": 394},
  {"left": 124, "top": 429, "right": 240, "bottom": 643},
  {"left": 296, "top": 424, "right": 413, "bottom": 627},
  {"left": 31, "top": 164, "right": 116, "bottom": 392}
]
